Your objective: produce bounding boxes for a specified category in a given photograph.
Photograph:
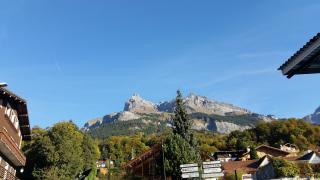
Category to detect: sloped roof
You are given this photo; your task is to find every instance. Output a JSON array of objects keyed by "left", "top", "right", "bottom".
[
  {"left": 279, "top": 33, "right": 320, "bottom": 78},
  {"left": 297, "top": 151, "right": 320, "bottom": 161},
  {"left": 256, "top": 145, "right": 290, "bottom": 156},
  {"left": 222, "top": 159, "right": 259, "bottom": 174},
  {"left": 0, "top": 87, "right": 31, "bottom": 140},
  {"left": 124, "top": 144, "right": 161, "bottom": 169}
]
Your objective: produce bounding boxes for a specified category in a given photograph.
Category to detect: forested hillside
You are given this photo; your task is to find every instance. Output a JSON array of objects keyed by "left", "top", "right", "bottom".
[
  {"left": 96, "top": 119, "right": 320, "bottom": 168},
  {"left": 20, "top": 119, "right": 320, "bottom": 179}
]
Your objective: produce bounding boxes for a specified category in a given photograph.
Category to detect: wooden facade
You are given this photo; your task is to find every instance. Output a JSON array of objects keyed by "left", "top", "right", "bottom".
[
  {"left": 125, "top": 144, "right": 161, "bottom": 179},
  {"left": 0, "top": 87, "right": 31, "bottom": 179}
]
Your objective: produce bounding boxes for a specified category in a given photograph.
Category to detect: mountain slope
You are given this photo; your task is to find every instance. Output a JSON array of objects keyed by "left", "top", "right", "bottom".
[{"left": 304, "top": 106, "right": 320, "bottom": 124}]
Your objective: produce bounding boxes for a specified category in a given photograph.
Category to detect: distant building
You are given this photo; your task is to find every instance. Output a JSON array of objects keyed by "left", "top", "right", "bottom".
[
  {"left": 296, "top": 151, "right": 320, "bottom": 164},
  {"left": 125, "top": 144, "right": 161, "bottom": 178},
  {"left": 125, "top": 144, "right": 214, "bottom": 179},
  {"left": 255, "top": 145, "right": 292, "bottom": 158},
  {"left": 96, "top": 160, "right": 106, "bottom": 168},
  {"left": 0, "top": 87, "right": 31, "bottom": 179},
  {"left": 212, "top": 150, "right": 247, "bottom": 162},
  {"left": 279, "top": 33, "right": 320, "bottom": 78},
  {"left": 222, "top": 155, "right": 271, "bottom": 176},
  {"left": 280, "top": 143, "right": 299, "bottom": 155}
]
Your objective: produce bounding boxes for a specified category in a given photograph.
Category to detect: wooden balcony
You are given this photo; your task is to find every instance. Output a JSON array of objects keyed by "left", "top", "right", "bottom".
[
  {"left": 0, "top": 130, "right": 26, "bottom": 166},
  {"left": 0, "top": 165, "right": 19, "bottom": 180}
]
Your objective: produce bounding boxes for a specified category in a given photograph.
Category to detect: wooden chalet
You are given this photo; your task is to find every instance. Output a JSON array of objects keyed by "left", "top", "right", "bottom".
[
  {"left": 124, "top": 144, "right": 214, "bottom": 179},
  {"left": 124, "top": 144, "right": 161, "bottom": 179},
  {"left": 0, "top": 87, "right": 31, "bottom": 179}
]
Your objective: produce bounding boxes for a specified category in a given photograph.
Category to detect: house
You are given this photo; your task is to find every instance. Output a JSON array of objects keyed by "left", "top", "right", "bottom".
[
  {"left": 279, "top": 32, "right": 320, "bottom": 78},
  {"left": 124, "top": 144, "right": 161, "bottom": 178},
  {"left": 125, "top": 144, "right": 214, "bottom": 179},
  {"left": 296, "top": 151, "right": 320, "bottom": 164},
  {"left": 222, "top": 155, "right": 271, "bottom": 176},
  {"left": 255, "top": 145, "right": 292, "bottom": 158},
  {"left": 212, "top": 150, "right": 247, "bottom": 162},
  {"left": 254, "top": 151, "right": 320, "bottom": 179},
  {"left": 0, "top": 87, "right": 31, "bottom": 179}
]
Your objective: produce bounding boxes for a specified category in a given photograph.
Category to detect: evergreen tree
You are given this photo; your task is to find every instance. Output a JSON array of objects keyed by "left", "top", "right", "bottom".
[
  {"left": 172, "top": 90, "right": 194, "bottom": 145},
  {"left": 249, "top": 146, "right": 258, "bottom": 160},
  {"left": 163, "top": 133, "right": 199, "bottom": 179},
  {"left": 163, "top": 90, "right": 200, "bottom": 178}
]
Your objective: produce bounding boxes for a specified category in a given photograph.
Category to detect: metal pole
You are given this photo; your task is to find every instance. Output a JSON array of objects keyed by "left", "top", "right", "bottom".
[
  {"left": 162, "top": 139, "right": 166, "bottom": 180},
  {"left": 234, "top": 170, "right": 238, "bottom": 180},
  {"left": 108, "top": 155, "right": 111, "bottom": 180}
]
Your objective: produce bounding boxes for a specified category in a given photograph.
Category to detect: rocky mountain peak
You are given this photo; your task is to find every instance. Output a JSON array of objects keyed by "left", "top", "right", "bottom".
[
  {"left": 84, "top": 92, "right": 274, "bottom": 134},
  {"left": 183, "top": 93, "right": 250, "bottom": 115},
  {"left": 304, "top": 106, "right": 320, "bottom": 124},
  {"left": 124, "top": 93, "right": 158, "bottom": 113}
]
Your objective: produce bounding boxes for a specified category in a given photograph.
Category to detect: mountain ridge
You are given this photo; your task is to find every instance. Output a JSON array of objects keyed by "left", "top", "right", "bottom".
[{"left": 84, "top": 93, "right": 274, "bottom": 137}]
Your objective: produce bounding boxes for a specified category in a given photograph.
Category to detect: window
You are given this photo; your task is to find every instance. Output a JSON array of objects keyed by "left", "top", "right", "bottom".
[{"left": 14, "top": 117, "right": 19, "bottom": 129}]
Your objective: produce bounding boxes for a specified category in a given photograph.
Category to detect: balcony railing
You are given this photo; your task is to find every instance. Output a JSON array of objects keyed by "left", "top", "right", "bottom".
[
  {"left": 0, "top": 130, "right": 26, "bottom": 166},
  {"left": 0, "top": 165, "right": 19, "bottom": 180}
]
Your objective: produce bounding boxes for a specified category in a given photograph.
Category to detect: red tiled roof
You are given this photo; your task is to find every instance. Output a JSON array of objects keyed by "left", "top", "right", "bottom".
[{"left": 222, "top": 159, "right": 259, "bottom": 174}]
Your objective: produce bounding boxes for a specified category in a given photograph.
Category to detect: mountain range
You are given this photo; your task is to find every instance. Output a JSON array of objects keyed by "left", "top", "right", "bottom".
[{"left": 84, "top": 93, "right": 274, "bottom": 138}]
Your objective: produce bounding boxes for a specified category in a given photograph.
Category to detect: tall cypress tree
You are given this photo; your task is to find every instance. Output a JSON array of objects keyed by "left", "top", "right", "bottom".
[
  {"left": 163, "top": 90, "right": 200, "bottom": 178},
  {"left": 172, "top": 90, "right": 191, "bottom": 142}
]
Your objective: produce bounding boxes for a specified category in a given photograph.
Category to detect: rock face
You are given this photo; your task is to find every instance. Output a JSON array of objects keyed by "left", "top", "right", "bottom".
[
  {"left": 124, "top": 94, "right": 158, "bottom": 113},
  {"left": 83, "top": 117, "right": 103, "bottom": 131},
  {"left": 117, "top": 111, "right": 141, "bottom": 121},
  {"left": 304, "top": 106, "right": 320, "bottom": 124},
  {"left": 215, "top": 121, "right": 252, "bottom": 134},
  {"left": 84, "top": 93, "right": 274, "bottom": 134},
  {"left": 157, "top": 93, "right": 250, "bottom": 115},
  {"left": 184, "top": 93, "right": 250, "bottom": 115}
]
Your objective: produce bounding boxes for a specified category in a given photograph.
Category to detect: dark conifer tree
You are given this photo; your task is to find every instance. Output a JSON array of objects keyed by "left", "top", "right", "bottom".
[{"left": 172, "top": 90, "right": 192, "bottom": 142}]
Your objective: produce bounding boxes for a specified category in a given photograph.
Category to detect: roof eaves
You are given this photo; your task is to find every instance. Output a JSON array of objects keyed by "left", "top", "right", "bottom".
[
  {"left": 0, "top": 87, "right": 27, "bottom": 103},
  {"left": 279, "top": 33, "right": 320, "bottom": 70}
]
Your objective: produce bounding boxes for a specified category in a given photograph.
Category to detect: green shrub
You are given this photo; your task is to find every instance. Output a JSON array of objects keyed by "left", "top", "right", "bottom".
[
  {"left": 298, "top": 163, "right": 313, "bottom": 178},
  {"left": 272, "top": 158, "right": 299, "bottom": 178}
]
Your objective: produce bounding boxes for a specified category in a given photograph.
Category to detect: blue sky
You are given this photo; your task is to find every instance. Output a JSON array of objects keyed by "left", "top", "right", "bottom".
[{"left": 1, "top": 0, "right": 320, "bottom": 128}]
